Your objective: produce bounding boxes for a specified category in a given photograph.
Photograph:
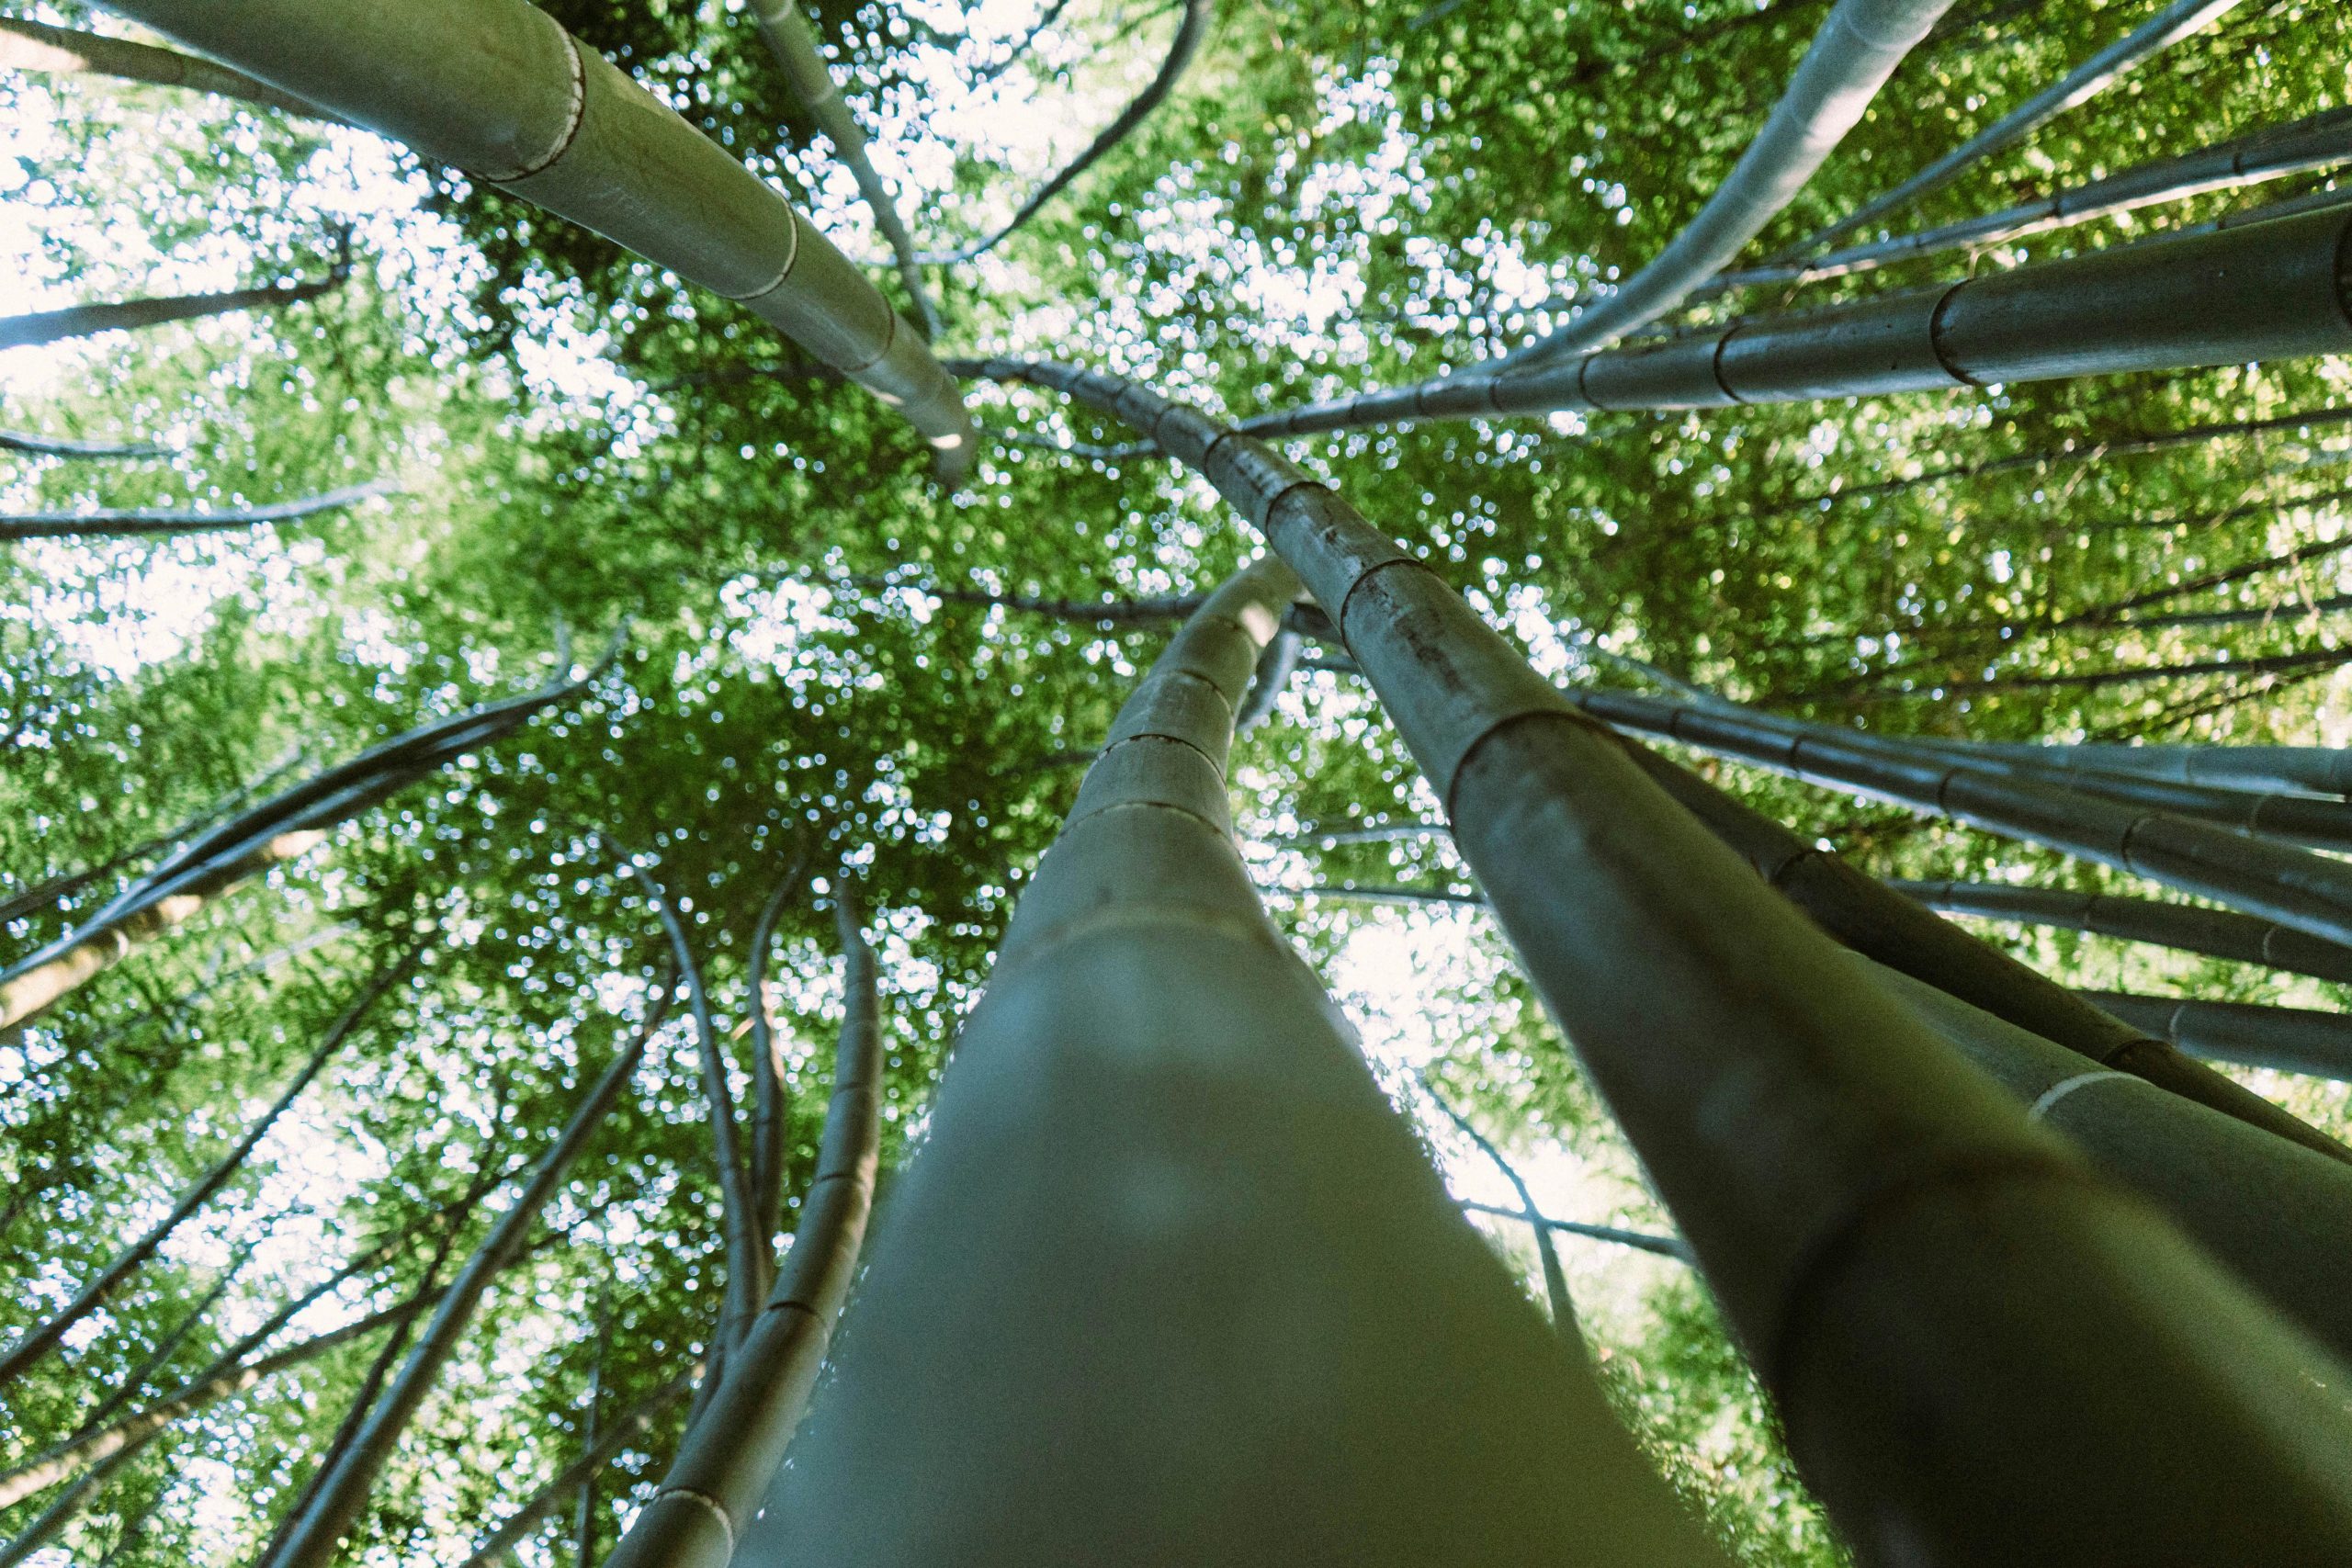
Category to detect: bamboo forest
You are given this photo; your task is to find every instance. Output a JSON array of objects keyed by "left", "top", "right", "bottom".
[{"left": 6, "top": 0, "right": 2352, "bottom": 1560}]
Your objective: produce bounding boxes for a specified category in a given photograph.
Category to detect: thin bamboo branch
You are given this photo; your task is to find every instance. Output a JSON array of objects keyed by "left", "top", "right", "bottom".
[
  {"left": 856, "top": 576, "right": 1204, "bottom": 624},
  {"left": 917, "top": 0, "right": 1214, "bottom": 265},
  {"left": 0, "top": 479, "right": 398, "bottom": 540},
  {"left": 71, "top": 1238, "right": 263, "bottom": 1439},
  {"left": 978, "top": 355, "right": 2352, "bottom": 1562},
  {"left": 747, "top": 0, "right": 940, "bottom": 336},
  {"left": 968, "top": 0, "right": 1079, "bottom": 85},
  {"left": 605, "top": 876, "right": 889, "bottom": 1568},
  {"left": 258, "top": 993, "right": 668, "bottom": 1568},
  {"left": 0, "top": 429, "right": 166, "bottom": 459},
  {"left": 1768, "top": 0, "right": 2246, "bottom": 262},
  {"left": 1419, "top": 1076, "right": 1583, "bottom": 1346},
  {"left": 0, "top": 271, "right": 345, "bottom": 352},
  {"left": 0, "top": 950, "right": 413, "bottom": 1392},
  {"left": 104, "top": 0, "right": 977, "bottom": 476},
  {"left": 1498, "top": 0, "right": 1955, "bottom": 364},
  {"left": 0, "top": 16, "right": 338, "bottom": 120},
  {"left": 1457, "top": 1201, "right": 1695, "bottom": 1262},
  {"left": 1860, "top": 643, "right": 2352, "bottom": 700}
]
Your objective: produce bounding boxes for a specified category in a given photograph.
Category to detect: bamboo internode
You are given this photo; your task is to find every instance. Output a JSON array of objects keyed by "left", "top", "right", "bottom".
[
  {"left": 978, "top": 355, "right": 2352, "bottom": 1565},
  {"left": 97, "top": 0, "right": 977, "bottom": 479}
]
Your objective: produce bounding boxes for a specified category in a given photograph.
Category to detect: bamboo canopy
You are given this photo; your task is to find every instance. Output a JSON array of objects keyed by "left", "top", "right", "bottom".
[
  {"left": 1238, "top": 201, "right": 2352, "bottom": 437},
  {"left": 96, "top": 0, "right": 978, "bottom": 479},
  {"left": 735, "top": 552, "right": 1729, "bottom": 1566},
  {"left": 974, "top": 355, "right": 2352, "bottom": 1563}
]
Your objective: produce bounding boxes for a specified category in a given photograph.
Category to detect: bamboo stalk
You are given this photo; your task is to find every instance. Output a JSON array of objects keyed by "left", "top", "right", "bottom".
[
  {"left": 731, "top": 550, "right": 1728, "bottom": 1565},
  {"left": 746, "top": 852, "right": 809, "bottom": 1283},
  {"left": 1236, "top": 200, "right": 2352, "bottom": 437},
  {"left": 0, "top": 428, "right": 166, "bottom": 458},
  {"left": 0, "top": 16, "right": 337, "bottom": 120},
  {"left": 1498, "top": 0, "right": 1955, "bottom": 363},
  {"left": 746, "top": 0, "right": 939, "bottom": 336},
  {"left": 2087, "top": 990, "right": 2352, "bottom": 1081},
  {"left": 918, "top": 0, "right": 1215, "bottom": 265},
  {"left": 0, "top": 478, "right": 397, "bottom": 540},
  {"left": 0, "top": 272, "right": 345, "bottom": 352},
  {"left": 979, "top": 356, "right": 2352, "bottom": 1562},
  {"left": 259, "top": 996, "right": 666, "bottom": 1568},
  {"left": 1895, "top": 878, "right": 2352, "bottom": 985},
  {"left": 0, "top": 950, "right": 413, "bottom": 1393},
  {"left": 461, "top": 1372, "right": 695, "bottom": 1568},
  {"left": 1711, "top": 104, "right": 2352, "bottom": 293},
  {"left": 1921, "top": 738, "right": 2352, "bottom": 797},
  {"left": 603, "top": 877, "right": 890, "bottom": 1568},
  {"left": 1767, "top": 0, "right": 2246, "bottom": 262},
  {"left": 1233, "top": 625, "right": 1303, "bottom": 734},
  {"left": 99, "top": 0, "right": 977, "bottom": 478},
  {"left": 1871, "top": 959, "right": 2352, "bottom": 1359}
]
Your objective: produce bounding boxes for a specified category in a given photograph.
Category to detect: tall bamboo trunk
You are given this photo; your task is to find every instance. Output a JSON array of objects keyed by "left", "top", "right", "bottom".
[
  {"left": 729, "top": 553, "right": 1728, "bottom": 1566},
  {"left": 98, "top": 0, "right": 976, "bottom": 477},
  {"left": 602, "top": 881, "right": 892, "bottom": 1568},
  {"left": 260, "top": 996, "right": 664, "bottom": 1568},
  {"left": 1894, "top": 877, "right": 2352, "bottom": 985},
  {"left": 1237, "top": 199, "right": 2352, "bottom": 437},
  {"left": 981, "top": 356, "right": 2352, "bottom": 1564}
]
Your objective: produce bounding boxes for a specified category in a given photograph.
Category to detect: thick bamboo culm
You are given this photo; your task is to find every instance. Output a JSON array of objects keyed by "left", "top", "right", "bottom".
[
  {"left": 602, "top": 886, "right": 887, "bottom": 1568},
  {"left": 734, "top": 555, "right": 1728, "bottom": 1565},
  {"left": 97, "top": 0, "right": 976, "bottom": 479},
  {"left": 1497, "top": 0, "right": 1955, "bottom": 363},
  {"left": 1865, "top": 959, "right": 2352, "bottom": 1359},
  {"left": 2089, "top": 990, "right": 2352, "bottom": 1081},
  {"left": 1237, "top": 199, "right": 2352, "bottom": 438},
  {"left": 979, "top": 355, "right": 2352, "bottom": 1563},
  {"left": 1574, "top": 686, "right": 2352, "bottom": 953},
  {"left": 1894, "top": 877, "right": 2352, "bottom": 985},
  {"left": 1710, "top": 103, "right": 2352, "bottom": 292},
  {"left": 745, "top": 0, "right": 939, "bottom": 337},
  {"left": 1771, "top": 0, "right": 2246, "bottom": 261}
]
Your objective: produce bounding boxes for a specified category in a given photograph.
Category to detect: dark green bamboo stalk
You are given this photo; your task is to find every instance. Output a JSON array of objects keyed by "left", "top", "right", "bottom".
[
  {"left": 605, "top": 878, "right": 892, "bottom": 1568},
  {"left": 1871, "top": 960, "right": 2352, "bottom": 1359},
  {"left": 102, "top": 0, "right": 976, "bottom": 477},
  {"left": 0, "top": 271, "right": 345, "bottom": 352},
  {"left": 1896, "top": 878, "right": 2352, "bottom": 984},
  {"left": 0, "top": 951, "right": 413, "bottom": 1393},
  {"left": 917, "top": 0, "right": 1215, "bottom": 265},
  {"left": 1419, "top": 1075, "right": 1582, "bottom": 1346},
  {"left": 2087, "top": 990, "right": 2352, "bottom": 1080},
  {"left": 1236, "top": 200, "right": 2352, "bottom": 437},
  {"left": 0, "top": 479, "right": 397, "bottom": 540},
  {"left": 733, "top": 552, "right": 1724, "bottom": 1566},
  {"left": 1576, "top": 686, "right": 2352, "bottom": 953},
  {"left": 259, "top": 996, "right": 666, "bottom": 1568},
  {"left": 1766, "top": 0, "right": 2245, "bottom": 261},
  {"left": 1711, "top": 104, "right": 2352, "bottom": 293},
  {"left": 978, "top": 356, "right": 2352, "bottom": 1563},
  {"left": 0, "top": 16, "right": 336, "bottom": 119},
  {"left": 462, "top": 1372, "right": 695, "bottom": 1568}
]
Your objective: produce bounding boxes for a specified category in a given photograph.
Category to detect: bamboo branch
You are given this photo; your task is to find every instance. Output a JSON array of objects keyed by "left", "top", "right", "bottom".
[
  {"left": 918, "top": 0, "right": 1215, "bottom": 265},
  {"left": 1457, "top": 1201, "right": 1694, "bottom": 1262},
  {"left": 0, "top": 479, "right": 398, "bottom": 540},
  {"left": 459, "top": 1371, "right": 695, "bottom": 1567},
  {"left": 0, "top": 429, "right": 166, "bottom": 459},
  {"left": 1419, "top": 1075, "right": 1583, "bottom": 1346},
  {"left": 0, "top": 271, "right": 345, "bottom": 353}
]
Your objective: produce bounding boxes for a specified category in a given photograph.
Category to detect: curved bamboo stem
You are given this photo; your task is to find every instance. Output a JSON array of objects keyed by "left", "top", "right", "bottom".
[
  {"left": 101, "top": 0, "right": 976, "bottom": 478},
  {"left": 1501, "top": 0, "right": 1954, "bottom": 364},
  {"left": 603, "top": 878, "right": 888, "bottom": 1568},
  {"left": 978, "top": 355, "right": 2352, "bottom": 1563},
  {"left": 918, "top": 0, "right": 1214, "bottom": 265}
]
